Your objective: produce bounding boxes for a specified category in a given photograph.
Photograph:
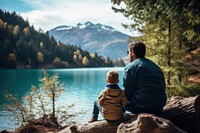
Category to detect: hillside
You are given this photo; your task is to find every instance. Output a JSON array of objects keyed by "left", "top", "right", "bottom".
[
  {"left": 48, "top": 22, "right": 130, "bottom": 59},
  {"left": 0, "top": 10, "right": 113, "bottom": 68}
]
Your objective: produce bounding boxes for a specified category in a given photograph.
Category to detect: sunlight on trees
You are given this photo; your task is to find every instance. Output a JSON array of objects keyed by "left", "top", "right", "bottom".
[
  {"left": 37, "top": 51, "right": 44, "bottom": 63},
  {"left": 8, "top": 53, "right": 17, "bottom": 68},
  {"left": 53, "top": 57, "right": 61, "bottom": 65},
  {"left": 82, "top": 56, "right": 90, "bottom": 66},
  {"left": 74, "top": 49, "right": 81, "bottom": 55},
  {"left": 13, "top": 25, "right": 20, "bottom": 36},
  {"left": 111, "top": 0, "right": 200, "bottom": 97},
  {"left": 8, "top": 53, "right": 16, "bottom": 62},
  {"left": 23, "top": 27, "right": 30, "bottom": 36},
  {"left": 90, "top": 53, "right": 95, "bottom": 58},
  {"left": 73, "top": 50, "right": 83, "bottom": 65},
  {"left": 39, "top": 42, "right": 44, "bottom": 48},
  {"left": 73, "top": 54, "right": 77, "bottom": 63},
  {"left": 0, "top": 19, "right": 4, "bottom": 26}
]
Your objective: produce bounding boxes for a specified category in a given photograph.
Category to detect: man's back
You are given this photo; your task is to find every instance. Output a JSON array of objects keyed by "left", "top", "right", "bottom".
[{"left": 123, "top": 58, "right": 167, "bottom": 114}]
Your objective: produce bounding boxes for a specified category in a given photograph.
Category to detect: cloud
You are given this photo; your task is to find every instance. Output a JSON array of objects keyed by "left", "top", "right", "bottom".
[{"left": 20, "top": 0, "right": 133, "bottom": 35}]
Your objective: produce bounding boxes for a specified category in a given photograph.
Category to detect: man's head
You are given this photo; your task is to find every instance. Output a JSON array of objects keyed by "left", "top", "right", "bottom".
[
  {"left": 106, "top": 70, "right": 119, "bottom": 84},
  {"left": 127, "top": 41, "right": 146, "bottom": 62}
]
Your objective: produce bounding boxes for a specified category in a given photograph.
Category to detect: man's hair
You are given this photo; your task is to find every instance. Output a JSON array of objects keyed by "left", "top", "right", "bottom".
[
  {"left": 106, "top": 70, "right": 119, "bottom": 84},
  {"left": 129, "top": 41, "right": 146, "bottom": 58}
]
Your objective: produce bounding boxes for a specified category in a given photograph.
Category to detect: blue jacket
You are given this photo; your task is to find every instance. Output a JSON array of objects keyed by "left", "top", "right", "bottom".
[{"left": 123, "top": 58, "right": 167, "bottom": 114}]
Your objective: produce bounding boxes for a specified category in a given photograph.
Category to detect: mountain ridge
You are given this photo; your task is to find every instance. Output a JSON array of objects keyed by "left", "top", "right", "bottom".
[{"left": 49, "top": 22, "right": 130, "bottom": 59}]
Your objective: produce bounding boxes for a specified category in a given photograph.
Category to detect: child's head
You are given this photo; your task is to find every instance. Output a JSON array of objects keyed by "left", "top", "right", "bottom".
[{"left": 106, "top": 70, "right": 119, "bottom": 84}]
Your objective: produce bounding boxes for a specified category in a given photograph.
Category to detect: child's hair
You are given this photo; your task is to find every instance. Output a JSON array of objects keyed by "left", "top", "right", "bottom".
[{"left": 106, "top": 70, "right": 119, "bottom": 84}]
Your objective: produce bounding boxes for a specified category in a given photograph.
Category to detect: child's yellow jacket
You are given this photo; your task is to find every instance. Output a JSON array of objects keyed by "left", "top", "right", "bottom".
[{"left": 98, "top": 85, "right": 128, "bottom": 121}]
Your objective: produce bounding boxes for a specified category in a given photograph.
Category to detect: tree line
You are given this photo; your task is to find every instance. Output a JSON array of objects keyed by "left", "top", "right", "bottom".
[{"left": 0, "top": 10, "right": 113, "bottom": 68}]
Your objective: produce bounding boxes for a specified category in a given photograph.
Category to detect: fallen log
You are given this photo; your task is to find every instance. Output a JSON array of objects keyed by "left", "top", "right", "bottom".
[
  {"left": 59, "top": 115, "right": 134, "bottom": 133},
  {"left": 160, "top": 95, "right": 200, "bottom": 133},
  {"left": 59, "top": 95, "right": 200, "bottom": 133}
]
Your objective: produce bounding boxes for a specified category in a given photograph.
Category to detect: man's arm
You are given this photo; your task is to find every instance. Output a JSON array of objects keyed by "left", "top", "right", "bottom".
[
  {"left": 123, "top": 68, "right": 135, "bottom": 100},
  {"left": 121, "top": 90, "right": 128, "bottom": 106}
]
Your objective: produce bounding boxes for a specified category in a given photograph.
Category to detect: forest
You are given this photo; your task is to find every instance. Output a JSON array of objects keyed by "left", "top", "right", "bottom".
[
  {"left": 0, "top": 10, "right": 113, "bottom": 69},
  {"left": 111, "top": 0, "right": 200, "bottom": 97}
]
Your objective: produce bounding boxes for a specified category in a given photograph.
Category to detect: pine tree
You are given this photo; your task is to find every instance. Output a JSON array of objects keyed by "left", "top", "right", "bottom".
[{"left": 111, "top": 0, "right": 200, "bottom": 96}]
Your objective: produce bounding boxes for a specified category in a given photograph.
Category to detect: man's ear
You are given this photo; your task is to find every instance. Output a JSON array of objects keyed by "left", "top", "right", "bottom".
[
  {"left": 131, "top": 50, "right": 137, "bottom": 60},
  {"left": 106, "top": 79, "right": 109, "bottom": 83}
]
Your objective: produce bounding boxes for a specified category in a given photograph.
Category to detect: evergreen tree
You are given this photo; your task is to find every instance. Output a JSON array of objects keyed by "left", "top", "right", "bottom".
[{"left": 111, "top": 0, "right": 200, "bottom": 96}]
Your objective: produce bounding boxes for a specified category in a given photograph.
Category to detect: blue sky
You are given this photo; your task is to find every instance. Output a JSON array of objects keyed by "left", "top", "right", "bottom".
[
  {"left": 0, "top": 0, "right": 134, "bottom": 35},
  {"left": 0, "top": 0, "right": 32, "bottom": 12}
]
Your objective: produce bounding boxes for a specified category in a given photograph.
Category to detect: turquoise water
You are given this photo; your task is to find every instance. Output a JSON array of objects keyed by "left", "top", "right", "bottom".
[{"left": 0, "top": 67, "right": 124, "bottom": 131}]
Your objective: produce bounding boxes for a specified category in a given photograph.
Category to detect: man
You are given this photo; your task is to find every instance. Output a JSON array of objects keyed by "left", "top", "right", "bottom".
[{"left": 123, "top": 41, "right": 167, "bottom": 114}]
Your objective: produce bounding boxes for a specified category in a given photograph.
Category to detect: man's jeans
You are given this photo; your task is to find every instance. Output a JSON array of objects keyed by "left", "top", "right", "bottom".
[{"left": 92, "top": 100, "right": 102, "bottom": 120}]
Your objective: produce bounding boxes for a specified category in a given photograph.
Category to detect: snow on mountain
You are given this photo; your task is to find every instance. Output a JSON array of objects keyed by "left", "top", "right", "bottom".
[
  {"left": 54, "top": 25, "right": 73, "bottom": 31},
  {"left": 49, "top": 22, "right": 130, "bottom": 59}
]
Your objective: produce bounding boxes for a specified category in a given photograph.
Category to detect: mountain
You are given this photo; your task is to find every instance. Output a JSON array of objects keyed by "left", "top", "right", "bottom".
[
  {"left": 0, "top": 10, "right": 113, "bottom": 68},
  {"left": 48, "top": 22, "right": 130, "bottom": 59}
]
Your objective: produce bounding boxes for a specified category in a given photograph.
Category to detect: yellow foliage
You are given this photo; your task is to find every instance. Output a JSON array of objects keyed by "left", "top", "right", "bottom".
[
  {"left": 90, "top": 53, "right": 95, "bottom": 58},
  {"left": 53, "top": 57, "right": 61, "bottom": 65},
  {"left": 73, "top": 55, "right": 78, "bottom": 63},
  {"left": 61, "top": 61, "right": 69, "bottom": 67},
  {"left": 8, "top": 53, "right": 16, "bottom": 62},
  {"left": 0, "top": 19, "right": 4, "bottom": 27},
  {"left": 37, "top": 51, "right": 44, "bottom": 63},
  {"left": 78, "top": 54, "right": 83, "bottom": 61},
  {"left": 74, "top": 50, "right": 80, "bottom": 55},
  {"left": 13, "top": 25, "right": 20, "bottom": 36},
  {"left": 40, "top": 42, "right": 44, "bottom": 48},
  {"left": 82, "top": 56, "right": 90, "bottom": 66},
  {"left": 23, "top": 27, "right": 30, "bottom": 36}
]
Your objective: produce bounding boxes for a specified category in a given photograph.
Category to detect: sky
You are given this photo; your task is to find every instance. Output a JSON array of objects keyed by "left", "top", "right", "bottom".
[{"left": 0, "top": 0, "right": 135, "bottom": 36}]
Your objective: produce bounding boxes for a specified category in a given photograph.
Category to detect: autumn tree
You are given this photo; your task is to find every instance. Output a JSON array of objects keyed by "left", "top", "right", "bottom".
[
  {"left": 82, "top": 56, "right": 90, "bottom": 66},
  {"left": 39, "top": 71, "right": 64, "bottom": 120},
  {"left": 37, "top": 51, "right": 44, "bottom": 63},
  {"left": 13, "top": 25, "right": 20, "bottom": 36},
  {"left": 23, "top": 26, "right": 30, "bottom": 36},
  {"left": 8, "top": 53, "right": 17, "bottom": 68}
]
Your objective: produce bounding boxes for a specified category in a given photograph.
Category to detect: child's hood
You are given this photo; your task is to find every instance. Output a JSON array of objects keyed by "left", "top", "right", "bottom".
[{"left": 105, "top": 84, "right": 122, "bottom": 97}]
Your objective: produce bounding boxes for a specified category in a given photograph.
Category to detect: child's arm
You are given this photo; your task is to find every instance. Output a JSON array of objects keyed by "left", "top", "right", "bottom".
[{"left": 98, "top": 90, "right": 105, "bottom": 106}]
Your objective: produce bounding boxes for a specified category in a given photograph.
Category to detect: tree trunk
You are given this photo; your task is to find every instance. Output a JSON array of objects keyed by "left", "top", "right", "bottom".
[
  {"left": 59, "top": 95, "right": 200, "bottom": 133},
  {"left": 167, "top": 19, "right": 171, "bottom": 87}
]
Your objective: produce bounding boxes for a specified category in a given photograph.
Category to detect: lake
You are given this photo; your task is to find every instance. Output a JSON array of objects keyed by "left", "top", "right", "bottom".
[{"left": 0, "top": 67, "right": 124, "bottom": 131}]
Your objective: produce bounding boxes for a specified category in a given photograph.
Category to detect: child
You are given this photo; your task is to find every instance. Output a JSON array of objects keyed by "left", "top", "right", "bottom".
[{"left": 88, "top": 70, "right": 128, "bottom": 123}]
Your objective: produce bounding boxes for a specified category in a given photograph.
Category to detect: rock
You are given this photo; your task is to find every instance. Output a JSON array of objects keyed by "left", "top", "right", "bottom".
[{"left": 117, "top": 113, "right": 186, "bottom": 133}]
